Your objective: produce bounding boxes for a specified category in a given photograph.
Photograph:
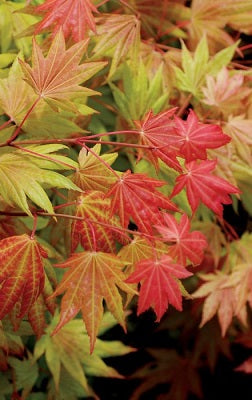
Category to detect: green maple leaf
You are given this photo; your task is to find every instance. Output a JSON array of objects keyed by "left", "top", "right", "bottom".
[
  {"left": 0, "top": 54, "right": 36, "bottom": 122},
  {"left": 0, "top": 1, "right": 38, "bottom": 55},
  {"left": 34, "top": 315, "right": 134, "bottom": 395},
  {"left": 0, "top": 145, "right": 79, "bottom": 215},
  {"left": 110, "top": 61, "right": 168, "bottom": 125},
  {"left": 174, "top": 36, "right": 239, "bottom": 98}
]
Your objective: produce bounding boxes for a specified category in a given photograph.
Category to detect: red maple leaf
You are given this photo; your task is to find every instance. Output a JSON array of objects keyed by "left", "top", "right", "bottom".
[
  {"left": 126, "top": 255, "right": 192, "bottom": 321},
  {"left": 0, "top": 235, "right": 47, "bottom": 320},
  {"left": 34, "top": 0, "right": 106, "bottom": 41},
  {"left": 106, "top": 170, "right": 178, "bottom": 234},
  {"left": 173, "top": 110, "right": 231, "bottom": 162},
  {"left": 134, "top": 108, "right": 182, "bottom": 171},
  {"left": 171, "top": 160, "right": 240, "bottom": 216},
  {"left": 155, "top": 213, "right": 207, "bottom": 265}
]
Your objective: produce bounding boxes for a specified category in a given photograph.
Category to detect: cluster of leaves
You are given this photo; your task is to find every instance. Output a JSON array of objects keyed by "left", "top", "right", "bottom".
[{"left": 0, "top": 0, "right": 251, "bottom": 398}]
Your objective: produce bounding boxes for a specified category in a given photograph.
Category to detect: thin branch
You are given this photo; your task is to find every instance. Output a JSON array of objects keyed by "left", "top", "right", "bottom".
[
  {"left": 2, "top": 96, "right": 41, "bottom": 146},
  {"left": 12, "top": 144, "right": 77, "bottom": 170},
  {"left": 30, "top": 214, "right": 38, "bottom": 239},
  {"left": 0, "top": 210, "right": 160, "bottom": 242},
  {"left": 80, "top": 142, "right": 120, "bottom": 178},
  {"left": 0, "top": 118, "right": 12, "bottom": 132},
  {"left": 176, "top": 94, "right": 192, "bottom": 118},
  {"left": 81, "top": 138, "right": 154, "bottom": 150}
]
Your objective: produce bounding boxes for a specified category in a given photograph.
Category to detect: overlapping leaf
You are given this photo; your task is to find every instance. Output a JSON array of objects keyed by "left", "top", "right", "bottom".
[
  {"left": 0, "top": 234, "right": 47, "bottom": 321},
  {"left": 173, "top": 110, "right": 230, "bottom": 162},
  {"left": 133, "top": 108, "right": 182, "bottom": 171},
  {"left": 171, "top": 159, "right": 240, "bottom": 216},
  {"left": 130, "top": 348, "right": 202, "bottom": 400},
  {"left": 19, "top": 30, "right": 107, "bottom": 111},
  {"left": 174, "top": 36, "right": 238, "bottom": 98},
  {"left": 106, "top": 170, "right": 178, "bottom": 234},
  {"left": 73, "top": 144, "right": 118, "bottom": 192},
  {"left": 51, "top": 251, "right": 136, "bottom": 352},
  {"left": 126, "top": 255, "right": 192, "bottom": 321},
  {"left": 93, "top": 14, "right": 140, "bottom": 79},
  {"left": 155, "top": 213, "right": 207, "bottom": 265},
  {"left": 35, "top": 316, "right": 134, "bottom": 396},
  {"left": 33, "top": 0, "right": 104, "bottom": 41},
  {"left": 193, "top": 271, "right": 247, "bottom": 336},
  {"left": 71, "top": 191, "right": 127, "bottom": 253},
  {"left": 0, "top": 147, "right": 79, "bottom": 215}
]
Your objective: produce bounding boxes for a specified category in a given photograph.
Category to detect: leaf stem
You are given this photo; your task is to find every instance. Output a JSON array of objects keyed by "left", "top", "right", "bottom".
[
  {"left": 12, "top": 144, "right": 77, "bottom": 170},
  {"left": 30, "top": 214, "right": 38, "bottom": 239},
  {"left": 4, "top": 96, "right": 41, "bottom": 146},
  {"left": 81, "top": 138, "right": 154, "bottom": 149},
  {"left": 80, "top": 142, "right": 120, "bottom": 178},
  {"left": 0, "top": 118, "right": 12, "bottom": 132},
  {"left": 0, "top": 210, "right": 159, "bottom": 241},
  {"left": 176, "top": 94, "right": 192, "bottom": 118}
]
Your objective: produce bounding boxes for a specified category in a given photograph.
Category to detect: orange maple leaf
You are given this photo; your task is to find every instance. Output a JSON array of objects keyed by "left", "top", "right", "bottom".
[
  {"left": 19, "top": 29, "right": 107, "bottom": 111},
  {"left": 51, "top": 251, "right": 137, "bottom": 352},
  {"left": 71, "top": 191, "right": 128, "bottom": 253},
  {"left": 34, "top": 0, "right": 104, "bottom": 41},
  {"left": 0, "top": 234, "right": 47, "bottom": 320}
]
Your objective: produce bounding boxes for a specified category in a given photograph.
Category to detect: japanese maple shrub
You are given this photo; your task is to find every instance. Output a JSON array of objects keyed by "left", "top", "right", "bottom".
[{"left": 0, "top": 0, "right": 251, "bottom": 399}]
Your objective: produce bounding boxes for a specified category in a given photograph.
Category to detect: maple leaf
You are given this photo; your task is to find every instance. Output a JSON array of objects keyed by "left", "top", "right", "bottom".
[
  {"left": 236, "top": 357, "right": 252, "bottom": 374},
  {"left": 28, "top": 266, "right": 57, "bottom": 338},
  {"left": 126, "top": 255, "right": 192, "bottom": 321},
  {"left": 72, "top": 144, "right": 118, "bottom": 193},
  {"left": 171, "top": 159, "right": 240, "bottom": 217},
  {"left": 155, "top": 213, "right": 207, "bottom": 265},
  {"left": 8, "top": 355, "right": 39, "bottom": 397},
  {"left": 173, "top": 110, "right": 230, "bottom": 162},
  {"left": 193, "top": 221, "right": 227, "bottom": 267},
  {"left": 0, "top": 55, "right": 36, "bottom": 123},
  {"left": 118, "top": 236, "right": 168, "bottom": 306},
  {"left": 71, "top": 191, "right": 127, "bottom": 253},
  {"left": 0, "top": 321, "right": 24, "bottom": 371},
  {"left": 35, "top": 316, "right": 134, "bottom": 396},
  {"left": 174, "top": 36, "right": 238, "bottom": 98},
  {"left": 0, "top": 148, "right": 79, "bottom": 215},
  {"left": 110, "top": 61, "right": 169, "bottom": 123},
  {"left": 33, "top": 0, "right": 104, "bottom": 41},
  {"left": 0, "top": 234, "right": 47, "bottom": 320},
  {"left": 130, "top": 348, "right": 202, "bottom": 400},
  {"left": 51, "top": 251, "right": 136, "bottom": 352},
  {"left": 192, "top": 272, "right": 242, "bottom": 336},
  {"left": 93, "top": 14, "right": 140, "bottom": 79},
  {"left": 202, "top": 68, "right": 246, "bottom": 110},
  {"left": 19, "top": 30, "right": 107, "bottom": 111},
  {"left": 106, "top": 170, "right": 178, "bottom": 234},
  {"left": 133, "top": 108, "right": 182, "bottom": 171}
]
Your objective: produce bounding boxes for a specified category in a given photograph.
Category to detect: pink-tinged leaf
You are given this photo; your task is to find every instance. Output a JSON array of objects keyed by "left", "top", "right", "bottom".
[
  {"left": 236, "top": 357, "right": 252, "bottom": 374},
  {"left": 155, "top": 214, "right": 207, "bottom": 265},
  {"left": 173, "top": 110, "right": 230, "bottom": 162},
  {"left": 171, "top": 160, "right": 240, "bottom": 217},
  {"left": 133, "top": 108, "right": 182, "bottom": 171},
  {"left": 106, "top": 170, "right": 178, "bottom": 234},
  {"left": 19, "top": 30, "right": 106, "bottom": 111},
  {"left": 34, "top": 0, "right": 106, "bottom": 41},
  {"left": 126, "top": 255, "right": 192, "bottom": 321},
  {"left": 0, "top": 235, "right": 47, "bottom": 320},
  {"left": 193, "top": 273, "right": 237, "bottom": 336}
]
